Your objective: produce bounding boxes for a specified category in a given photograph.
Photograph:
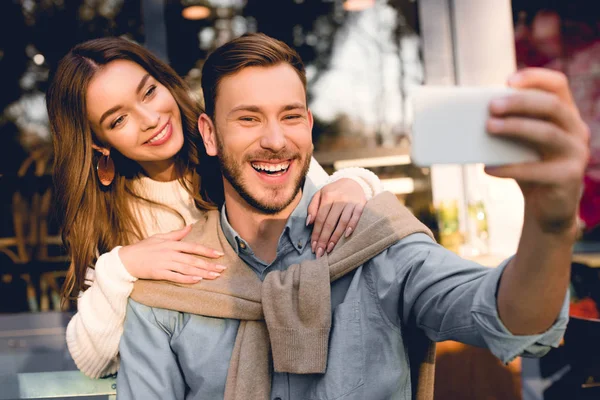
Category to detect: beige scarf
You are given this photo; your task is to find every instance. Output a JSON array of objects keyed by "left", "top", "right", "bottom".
[{"left": 131, "top": 191, "right": 436, "bottom": 399}]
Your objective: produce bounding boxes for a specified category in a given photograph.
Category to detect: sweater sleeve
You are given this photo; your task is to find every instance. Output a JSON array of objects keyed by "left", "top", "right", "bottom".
[
  {"left": 306, "top": 156, "right": 383, "bottom": 200},
  {"left": 65, "top": 246, "right": 137, "bottom": 378},
  {"left": 307, "top": 156, "right": 330, "bottom": 186}
]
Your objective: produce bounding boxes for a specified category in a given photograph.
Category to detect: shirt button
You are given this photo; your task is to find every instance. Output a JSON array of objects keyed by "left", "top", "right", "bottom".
[
  {"left": 239, "top": 242, "right": 247, "bottom": 250},
  {"left": 274, "top": 398, "right": 282, "bottom": 400},
  {"left": 297, "top": 241, "right": 303, "bottom": 248}
]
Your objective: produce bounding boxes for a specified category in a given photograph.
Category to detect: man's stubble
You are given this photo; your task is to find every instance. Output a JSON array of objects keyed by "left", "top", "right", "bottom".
[{"left": 214, "top": 129, "right": 311, "bottom": 215}]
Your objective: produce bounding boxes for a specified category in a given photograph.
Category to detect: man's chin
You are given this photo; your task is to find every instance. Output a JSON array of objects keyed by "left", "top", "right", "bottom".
[
  {"left": 248, "top": 196, "right": 295, "bottom": 215},
  {"left": 243, "top": 187, "right": 301, "bottom": 215},
  {"left": 220, "top": 154, "right": 309, "bottom": 215}
]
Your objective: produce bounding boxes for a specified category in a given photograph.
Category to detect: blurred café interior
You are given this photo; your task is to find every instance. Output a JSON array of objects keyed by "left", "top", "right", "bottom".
[{"left": 0, "top": 0, "right": 599, "bottom": 399}]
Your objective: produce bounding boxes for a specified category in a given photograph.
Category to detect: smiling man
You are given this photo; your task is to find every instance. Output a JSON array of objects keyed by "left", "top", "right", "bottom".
[
  {"left": 198, "top": 60, "right": 314, "bottom": 263},
  {"left": 117, "top": 33, "right": 589, "bottom": 400},
  {"left": 210, "top": 88, "right": 311, "bottom": 216}
]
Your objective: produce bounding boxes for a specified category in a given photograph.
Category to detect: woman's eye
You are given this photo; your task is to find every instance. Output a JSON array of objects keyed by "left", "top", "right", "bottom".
[
  {"left": 110, "top": 115, "right": 125, "bottom": 129},
  {"left": 144, "top": 85, "right": 157, "bottom": 98}
]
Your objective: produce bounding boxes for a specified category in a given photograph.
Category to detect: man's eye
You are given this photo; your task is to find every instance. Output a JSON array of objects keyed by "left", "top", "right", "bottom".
[
  {"left": 240, "top": 117, "right": 257, "bottom": 122},
  {"left": 285, "top": 115, "right": 301, "bottom": 120}
]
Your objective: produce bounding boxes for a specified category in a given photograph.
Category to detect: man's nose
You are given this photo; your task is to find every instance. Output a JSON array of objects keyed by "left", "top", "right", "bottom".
[
  {"left": 139, "top": 105, "right": 160, "bottom": 131},
  {"left": 260, "top": 122, "right": 286, "bottom": 152}
]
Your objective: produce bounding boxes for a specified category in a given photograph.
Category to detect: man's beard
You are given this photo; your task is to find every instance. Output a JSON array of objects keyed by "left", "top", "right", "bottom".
[{"left": 215, "top": 134, "right": 311, "bottom": 215}]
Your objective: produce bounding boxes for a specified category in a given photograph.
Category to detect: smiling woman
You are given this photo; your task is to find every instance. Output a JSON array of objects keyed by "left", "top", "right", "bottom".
[
  {"left": 85, "top": 60, "right": 184, "bottom": 182},
  {"left": 45, "top": 36, "right": 384, "bottom": 379}
]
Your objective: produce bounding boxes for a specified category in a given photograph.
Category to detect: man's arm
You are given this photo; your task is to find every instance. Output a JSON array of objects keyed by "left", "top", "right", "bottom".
[
  {"left": 485, "top": 68, "right": 589, "bottom": 335},
  {"left": 496, "top": 213, "right": 574, "bottom": 335},
  {"left": 369, "top": 233, "right": 568, "bottom": 363},
  {"left": 116, "top": 299, "right": 185, "bottom": 400}
]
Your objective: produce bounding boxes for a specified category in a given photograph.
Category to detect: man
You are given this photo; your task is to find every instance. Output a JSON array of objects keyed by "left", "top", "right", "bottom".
[{"left": 117, "top": 33, "right": 589, "bottom": 399}]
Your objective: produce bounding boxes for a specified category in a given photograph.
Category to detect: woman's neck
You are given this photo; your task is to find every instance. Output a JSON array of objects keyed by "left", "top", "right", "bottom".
[{"left": 138, "top": 158, "right": 178, "bottom": 182}]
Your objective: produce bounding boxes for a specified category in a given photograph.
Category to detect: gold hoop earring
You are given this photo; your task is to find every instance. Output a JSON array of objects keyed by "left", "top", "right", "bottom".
[{"left": 97, "top": 154, "right": 115, "bottom": 186}]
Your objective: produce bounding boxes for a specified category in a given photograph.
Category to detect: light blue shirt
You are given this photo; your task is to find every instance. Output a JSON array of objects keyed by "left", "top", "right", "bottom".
[{"left": 117, "top": 178, "right": 568, "bottom": 400}]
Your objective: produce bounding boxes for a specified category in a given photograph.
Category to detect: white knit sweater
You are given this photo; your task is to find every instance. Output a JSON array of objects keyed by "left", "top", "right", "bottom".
[{"left": 66, "top": 158, "right": 383, "bottom": 378}]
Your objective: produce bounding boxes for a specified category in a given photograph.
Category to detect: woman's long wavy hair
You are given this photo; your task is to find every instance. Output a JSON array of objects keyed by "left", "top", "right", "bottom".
[{"left": 46, "top": 37, "right": 223, "bottom": 305}]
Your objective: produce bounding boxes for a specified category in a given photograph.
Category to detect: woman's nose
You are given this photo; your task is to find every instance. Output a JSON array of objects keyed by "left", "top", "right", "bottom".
[{"left": 139, "top": 106, "right": 160, "bottom": 131}]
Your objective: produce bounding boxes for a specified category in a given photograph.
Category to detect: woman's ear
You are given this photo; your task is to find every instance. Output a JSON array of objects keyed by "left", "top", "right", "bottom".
[
  {"left": 91, "top": 144, "right": 110, "bottom": 156},
  {"left": 198, "top": 114, "right": 218, "bottom": 156}
]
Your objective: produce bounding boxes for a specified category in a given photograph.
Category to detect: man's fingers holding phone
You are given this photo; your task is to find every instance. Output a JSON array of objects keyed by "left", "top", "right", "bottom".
[
  {"left": 486, "top": 117, "right": 572, "bottom": 157},
  {"left": 488, "top": 89, "right": 581, "bottom": 133},
  {"left": 505, "top": 68, "right": 590, "bottom": 143}
]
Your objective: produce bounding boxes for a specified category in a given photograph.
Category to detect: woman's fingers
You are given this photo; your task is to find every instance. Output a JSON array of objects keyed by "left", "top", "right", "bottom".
[
  {"left": 306, "top": 190, "right": 321, "bottom": 227},
  {"left": 171, "top": 262, "right": 222, "bottom": 280},
  {"left": 345, "top": 202, "right": 364, "bottom": 238},
  {"left": 310, "top": 199, "right": 333, "bottom": 253},
  {"left": 171, "top": 252, "right": 226, "bottom": 278},
  {"left": 309, "top": 178, "right": 368, "bottom": 256},
  {"left": 159, "top": 268, "right": 203, "bottom": 284},
  {"left": 312, "top": 202, "right": 344, "bottom": 257},
  {"left": 173, "top": 241, "right": 224, "bottom": 258},
  {"left": 325, "top": 204, "right": 356, "bottom": 254}
]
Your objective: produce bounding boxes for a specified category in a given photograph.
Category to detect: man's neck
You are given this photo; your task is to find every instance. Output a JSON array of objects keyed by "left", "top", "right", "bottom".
[{"left": 224, "top": 186, "right": 303, "bottom": 264}]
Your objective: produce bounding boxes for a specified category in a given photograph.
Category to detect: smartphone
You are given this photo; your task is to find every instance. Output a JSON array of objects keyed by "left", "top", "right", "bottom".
[{"left": 410, "top": 86, "right": 540, "bottom": 167}]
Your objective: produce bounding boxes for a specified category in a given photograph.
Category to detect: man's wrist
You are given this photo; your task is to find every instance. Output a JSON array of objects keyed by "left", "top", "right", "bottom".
[{"left": 524, "top": 212, "right": 579, "bottom": 242}]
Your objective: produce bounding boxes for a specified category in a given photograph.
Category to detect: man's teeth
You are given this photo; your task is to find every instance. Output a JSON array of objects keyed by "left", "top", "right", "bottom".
[
  {"left": 251, "top": 162, "right": 290, "bottom": 173},
  {"left": 148, "top": 125, "right": 168, "bottom": 143}
]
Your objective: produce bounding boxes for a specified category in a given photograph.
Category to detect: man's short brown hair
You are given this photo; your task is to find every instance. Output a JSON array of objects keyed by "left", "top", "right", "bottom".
[{"left": 201, "top": 33, "right": 307, "bottom": 119}]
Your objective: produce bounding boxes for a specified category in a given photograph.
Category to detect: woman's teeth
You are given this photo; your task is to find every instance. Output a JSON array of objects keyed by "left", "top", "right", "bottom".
[{"left": 148, "top": 125, "right": 168, "bottom": 143}]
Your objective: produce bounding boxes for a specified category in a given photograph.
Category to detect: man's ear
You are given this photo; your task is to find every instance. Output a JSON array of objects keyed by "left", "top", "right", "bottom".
[
  {"left": 307, "top": 109, "right": 315, "bottom": 153},
  {"left": 198, "top": 113, "right": 218, "bottom": 156},
  {"left": 91, "top": 143, "right": 110, "bottom": 156},
  {"left": 307, "top": 108, "right": 314, "bottom": 131}
]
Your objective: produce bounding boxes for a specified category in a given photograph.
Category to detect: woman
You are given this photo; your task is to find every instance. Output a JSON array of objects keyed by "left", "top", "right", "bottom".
[{"left": 46, "top": 37, "right": 382, "bottom": 378}]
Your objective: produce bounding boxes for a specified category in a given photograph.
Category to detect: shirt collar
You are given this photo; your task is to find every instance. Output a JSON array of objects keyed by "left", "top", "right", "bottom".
[{"left": 220, "top": 178, "right": 318, "bottom": 256}]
